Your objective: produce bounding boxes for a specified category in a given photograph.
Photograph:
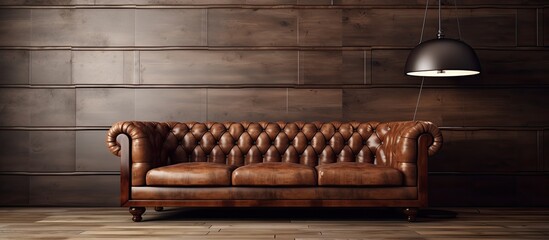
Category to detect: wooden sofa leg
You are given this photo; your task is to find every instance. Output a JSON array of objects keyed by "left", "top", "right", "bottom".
[
  {"left": 129, "top": 207, "right": 146, "bottom": 222},
  {"left": 154, "top": 207, "right": 164, "bottom": 212},
  {"left": 403, "top": 208, "right": 418, "bottom": 222}
]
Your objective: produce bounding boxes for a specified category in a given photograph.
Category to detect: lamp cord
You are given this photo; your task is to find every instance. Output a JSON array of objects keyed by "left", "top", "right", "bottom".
[
  {"left": 413, "top": 77, "right": 425, "bottom": 121},
  {"left": 454, "top": 0, "right": 462, "bottom": 40},
  {"left": 438, "top": 0, "right": 442, "bottom": 38},
  {"left": 419, "top": 0, "right": 430, "bottom": 43},
  {"left": 413, "top": 0, "right": 431, "bottom": 121}
]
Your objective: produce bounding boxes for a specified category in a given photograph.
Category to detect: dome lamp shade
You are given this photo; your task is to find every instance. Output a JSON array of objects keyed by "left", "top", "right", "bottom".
[{"left": 405, "top": 38, "right": 481, "bottom": 77}]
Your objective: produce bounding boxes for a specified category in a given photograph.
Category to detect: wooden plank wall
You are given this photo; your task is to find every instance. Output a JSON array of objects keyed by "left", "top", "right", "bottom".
[{"left": 0, "top": 0, "right": 548, "bottom": 207}]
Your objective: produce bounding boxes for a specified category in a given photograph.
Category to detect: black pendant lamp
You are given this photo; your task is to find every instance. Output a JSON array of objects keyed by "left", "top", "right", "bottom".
[{"left": 405, "top": 0, "right": 481, "bottom": 77}]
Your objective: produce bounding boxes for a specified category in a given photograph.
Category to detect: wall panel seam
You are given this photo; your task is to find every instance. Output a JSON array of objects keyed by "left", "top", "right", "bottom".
[
  {"left": 540, "top": 8, "right": 545, "bottom": 46},
  {"left": 286, "top": 88, "right": 289, "bottom": 116},
  {"left": 2, "top": 84, "right": 549, "bottom": 89},
  {"left": 203, "top": 9, "right": 208, "bottom": 46},
  {"left": 515, "top": 9, "right": 518, "bottom": 47},
  {"left": 0, "top": 47, "right": 547, "bottom": 51},
  {"left": 70, "top": 51, "right": 74, "bottom": 84},
  {"left": 363, "top": 50, "right": 366, "bottom": 85},
  {"left": 206, "top": 89, "right": 209, "bottom": 121},
  {"left": 297, "top": 50, "right": 300, "bottom": 85},
  {"left": 0, "top": 172, "right": 119, "bottom": 176},
  {"left": 0, "top": 126, "right": 547, "bottom": 131},
  {"left": 540, "top": 130, "right": 545, "bottom": 170},
  {"left": 27, "top": 48, "right": 31, "bottom": 85},
  {"left": 296, "top": 9, "right": 300, "bottom": 46},
  {"left": 429, "top": 172, "right": 549, "bottom": 176},
  {"left": 0, "top": 6, "right": 545, "bottom": 10}
]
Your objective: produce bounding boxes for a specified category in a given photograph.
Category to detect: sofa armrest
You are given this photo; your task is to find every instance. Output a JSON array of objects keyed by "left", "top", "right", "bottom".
[
  {"left": 106, "top": 121, "right": 165, "bottom": 186},
  {"left": 377, "top": 121, "right": 443, "bottom": 186}
]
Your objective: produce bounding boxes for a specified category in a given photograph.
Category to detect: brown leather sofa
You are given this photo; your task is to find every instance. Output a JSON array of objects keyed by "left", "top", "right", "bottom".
[{"left": 107, "top": 121, "right": 442, "bottom": 222}]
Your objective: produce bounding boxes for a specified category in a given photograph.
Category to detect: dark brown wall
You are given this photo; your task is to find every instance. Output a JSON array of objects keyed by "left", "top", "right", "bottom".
[{"left": 0, "top": 0, "right": 548, "bottom": 206}]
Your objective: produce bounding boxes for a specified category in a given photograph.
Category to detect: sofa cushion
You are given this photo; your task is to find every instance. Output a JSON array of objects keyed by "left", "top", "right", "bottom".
[
  {"left": 232, "top": 162, "right": 316, "bottom": 186},
  {"left": 146, "top": 162, "right": 237, "bottom": 186},
  {"left": 316, "top": 162, "right": 403, "bottom": 186}
]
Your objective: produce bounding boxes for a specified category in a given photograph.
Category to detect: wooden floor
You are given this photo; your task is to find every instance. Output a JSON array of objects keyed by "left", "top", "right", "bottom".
[{"left": 0, "top": 207, "right": 548, "bottom": 239}]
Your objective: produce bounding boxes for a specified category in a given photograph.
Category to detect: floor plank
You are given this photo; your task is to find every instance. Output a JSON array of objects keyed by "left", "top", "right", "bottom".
[{"left": 0, "top": 207, "right": 548, "bottom": 239}]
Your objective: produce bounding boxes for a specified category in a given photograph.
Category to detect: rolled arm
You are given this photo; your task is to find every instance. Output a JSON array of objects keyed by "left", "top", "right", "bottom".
[
  {"left": 384, "top": 121, "right": 442, "bottom": 160},
  {"left": 107, "top": 121, "right": 165, "bottom": 186},
  {"left": 377, "top": 121, "right": 443, "bottom": 186}
]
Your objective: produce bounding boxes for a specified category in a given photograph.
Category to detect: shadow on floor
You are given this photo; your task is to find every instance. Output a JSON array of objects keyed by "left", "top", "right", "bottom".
[{"left": 145, "top": 207, "right": 457, "bottom": 222}]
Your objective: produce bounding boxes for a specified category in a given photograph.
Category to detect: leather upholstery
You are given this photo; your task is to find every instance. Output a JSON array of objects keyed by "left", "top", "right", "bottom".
[
  {"left": 232, "top": 162, "right": 316, "bottom": 186},
  {"left": 316, "top": 162, "right": 403, "bottom": 186},
  {"left": 131, "top": 186, "right": 418, "bottom": 200},
  {"left": 146, "top": 162, "right": 236, "bottom": 186},
  {"left": 107, "top": 121, "right": 442, "bottom": 186}
]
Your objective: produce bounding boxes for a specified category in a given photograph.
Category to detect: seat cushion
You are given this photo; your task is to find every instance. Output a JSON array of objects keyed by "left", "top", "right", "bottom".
[
  {"left": 316, "top": 162, "right": 403, "bottom": 186},
  {"left": 232, "top": 162, "right": 316, "bottom": 186},
  {"left": 146, "top": 162, "right": 237, "bottom": 186}
]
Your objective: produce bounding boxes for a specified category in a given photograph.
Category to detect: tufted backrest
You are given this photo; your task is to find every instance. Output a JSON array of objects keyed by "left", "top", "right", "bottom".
[
  {"left": 159, "top": 121, "right": 387, "bottom": 168},
  {"left": 107, "top": 120, "right": 443, "bottom": 186}
]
